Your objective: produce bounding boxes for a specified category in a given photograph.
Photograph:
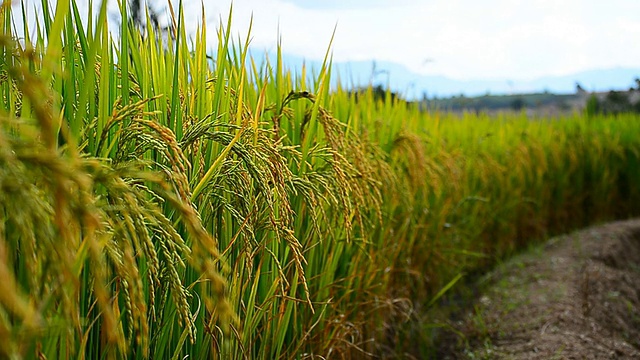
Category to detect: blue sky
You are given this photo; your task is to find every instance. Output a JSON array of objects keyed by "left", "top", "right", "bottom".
[{"left": 17, "top": 0, "right": 640, "bottom": 83}]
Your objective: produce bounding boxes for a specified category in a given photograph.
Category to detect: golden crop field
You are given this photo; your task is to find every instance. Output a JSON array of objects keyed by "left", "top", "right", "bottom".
[{"left": 1, "top": 1, "right": 639, "bottom": 358}]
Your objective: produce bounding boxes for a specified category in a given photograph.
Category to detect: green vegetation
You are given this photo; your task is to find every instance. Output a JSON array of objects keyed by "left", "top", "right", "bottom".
[
  {"left": 426, "top": 80, "right": 640, "bottom": 114},
  {"left": 586, "top": 88, "right": 640, "bottom": 116},
  {"left": 2, "top": 1, "right": 640, "bottom": 359},
  {"left": 426, "top": 91, "right": 579, "bottom": 112}
]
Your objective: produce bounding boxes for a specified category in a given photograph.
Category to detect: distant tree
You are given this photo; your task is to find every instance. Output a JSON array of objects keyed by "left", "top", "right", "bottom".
[
  {"left": 586, "top": 90, "right": 637, "bottom": 116},
  {"left": 372, "top": 85, "right": 386, "bottom": 101},
  {"left": 129, "top": 0, "right": 145, "bottom": 28},
  {"left": 348, "top": 85, "right": 402, "bottom": 104},
  {"left": 127, "top": 0, "right": 173, "bottom": 41},
  {"left": 510, "top": 96, "right": 525, "bottom": 111},
  {"left": 604, "top": 91, "right": 632, "bottom": 114},
  {"left": 575, "top": 82, "right": 586, "bottom": 94},
  {"left": 420, "top": 91, "right": 428, "bottom": 111},
  {"left": 585, "top": 94, "right": 600, "bottom": 117}
]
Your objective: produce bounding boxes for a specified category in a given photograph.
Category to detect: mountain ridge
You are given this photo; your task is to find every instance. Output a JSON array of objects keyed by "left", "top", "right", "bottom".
[{"left": 265, "top": 52, "right": 640, "bottom": 99}]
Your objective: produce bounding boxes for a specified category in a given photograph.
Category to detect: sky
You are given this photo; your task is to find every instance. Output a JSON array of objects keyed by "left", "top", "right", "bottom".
[
  {"left": 16, "top": 0, "right": 640, "bottom": 83},
  {"left": 189, "top": 0, "right": 640, "bottom": 81}
]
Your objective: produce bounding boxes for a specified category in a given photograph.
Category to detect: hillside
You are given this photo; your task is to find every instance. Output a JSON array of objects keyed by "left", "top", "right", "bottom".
[
  {"left": 417, "top": 89, "right": 640, "bottom": 116},
  {"left": 275, "top": 53, "right": 640, "bottom": 98}
]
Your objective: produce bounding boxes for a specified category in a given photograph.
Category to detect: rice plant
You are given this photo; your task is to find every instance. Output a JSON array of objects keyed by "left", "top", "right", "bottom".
[{"left": 2, "top": 1, "right": 640, "bottom": 359}]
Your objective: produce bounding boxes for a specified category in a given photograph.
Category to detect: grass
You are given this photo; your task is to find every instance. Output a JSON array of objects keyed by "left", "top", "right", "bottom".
[{"left": 2, "top": 1, "right": 640, "bottom": 358}]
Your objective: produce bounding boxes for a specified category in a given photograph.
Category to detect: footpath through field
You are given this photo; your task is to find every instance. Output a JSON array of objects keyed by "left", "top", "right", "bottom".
[{"left": 442, "top": 219, "right": 640, "bottom": 359}]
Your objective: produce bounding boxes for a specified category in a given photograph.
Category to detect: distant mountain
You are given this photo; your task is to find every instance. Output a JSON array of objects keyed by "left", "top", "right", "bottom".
[{"left": 267, "top": 52, "right": 640, "bottom": 99}]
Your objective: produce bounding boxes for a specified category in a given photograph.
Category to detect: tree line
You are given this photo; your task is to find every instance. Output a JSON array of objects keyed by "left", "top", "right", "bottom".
[{"left": 585, "top": 79, "right": 640, "bottom": 116}]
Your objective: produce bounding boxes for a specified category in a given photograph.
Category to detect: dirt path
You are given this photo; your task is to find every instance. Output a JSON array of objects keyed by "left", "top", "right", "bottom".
[{"left": 443, "top": 219, "right": 640, "bottom": 359}]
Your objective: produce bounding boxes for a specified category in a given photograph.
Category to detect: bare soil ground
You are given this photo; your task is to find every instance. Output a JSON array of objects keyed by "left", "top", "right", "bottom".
[{"left": 442, "top": 219, "right": 640, "bottom": 359}]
